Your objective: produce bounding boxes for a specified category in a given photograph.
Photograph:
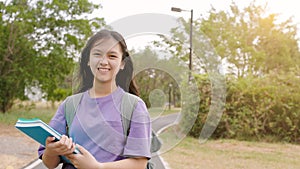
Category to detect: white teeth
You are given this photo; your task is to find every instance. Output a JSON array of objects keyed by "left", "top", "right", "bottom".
[{"left": 97, "top": 68, "right": 109, "bottom": 72}]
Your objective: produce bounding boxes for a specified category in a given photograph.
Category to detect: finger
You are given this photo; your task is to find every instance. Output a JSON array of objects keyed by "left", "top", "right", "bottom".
[
  {"left": 62, "top": 141, "right": 77, "bottom": 155},
  {"left": 76, "top": 144, "right": 87, "bottom": 154},
  {"left": 46, "top": 136, "right": 55, "bottom": 144},
  {"left": 65, "top": 137, "right": 73, "bottom": 149},
  {"left": 59, "top": 136, "right": 73, "bottom": 150},
  {"left": 70, "top": 142, "right": 76, "bottom": 152},
  {"left": 60, "top": 135, "right": 68, "bottom": 145},
  {"left": 66, "top": 153, "right": 75, "bottom": 159}
]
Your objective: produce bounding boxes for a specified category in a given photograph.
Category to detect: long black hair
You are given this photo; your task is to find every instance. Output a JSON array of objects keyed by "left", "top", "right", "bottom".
[{"left": 75, "top": 29, "right": 139, "bottom": 96}]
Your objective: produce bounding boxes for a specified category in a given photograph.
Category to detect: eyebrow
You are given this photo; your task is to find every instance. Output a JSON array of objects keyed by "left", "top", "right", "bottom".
[
  {"left": 107, "top": 51, "right": 119, "bottom": 54},
  {"left": 91, "top": 49, "right": 120, "bottom": 55},
  {"left": 91, "top": 49, "right": 102, "bottom": 53}
]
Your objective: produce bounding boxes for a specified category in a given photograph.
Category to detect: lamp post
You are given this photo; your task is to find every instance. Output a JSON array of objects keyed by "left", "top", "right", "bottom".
[
  {"left": 168, "top": 83, "right": 172, "bottom": 110},
  {"left": 171, "top": 7, "right": 193, "bottom": 81}
]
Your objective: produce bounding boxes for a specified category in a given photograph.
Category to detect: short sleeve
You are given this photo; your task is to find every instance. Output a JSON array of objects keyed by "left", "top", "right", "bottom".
[
  {"left": 122, "top": 99, "right": 151, "bottom": 159},
  {"left": 38, "top": 100, "right": 68, "bottom": 158}
]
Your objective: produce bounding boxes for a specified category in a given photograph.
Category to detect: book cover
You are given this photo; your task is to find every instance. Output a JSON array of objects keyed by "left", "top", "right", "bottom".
[{"left": 15, "top": 118, "right": 80, "bottom": 154}]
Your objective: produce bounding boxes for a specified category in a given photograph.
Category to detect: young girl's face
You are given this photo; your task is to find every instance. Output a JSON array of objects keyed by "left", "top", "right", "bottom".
[{"left": 89, "top": 38, "right": 124, "bottom": 85}]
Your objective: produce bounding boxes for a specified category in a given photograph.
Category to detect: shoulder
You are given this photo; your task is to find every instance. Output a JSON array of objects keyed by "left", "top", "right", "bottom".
[
  {"left": 123, "top": 92, "right": 140, "bottom": 100},
  {"left": 58, "top": 92, "right": 86, "bottom": 115},
  {"left": 65, "top": 92, "right": 85, "bottom": 101},
  {"left": 123, "top": 93, "right": 148, "bottom": 114},
  {"left": 64, "top": 92, "right": 86, "bottom": 105},
  {"left": 122, "top": 92, "right": 145, "bottom": 105}
]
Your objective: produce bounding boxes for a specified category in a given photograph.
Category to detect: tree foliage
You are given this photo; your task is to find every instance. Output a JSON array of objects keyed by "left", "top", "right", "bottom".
[
  {"left": 157, "top": 1, "right": 300, "bottom": 142},
  {"left": 159, "top": 1, "right": 300, "bottom": 77},
  {"left": 199, "top": 1, "right": 300, "bottom": 77},
  {"left": 0, "top": 0, "right": 105, "bottom": 113},
  {"left": 132, "top": 47, "right": 182, "bottom": 108},
  {"left": 191, "top": 70, "right": 300, "bottom": 143}
]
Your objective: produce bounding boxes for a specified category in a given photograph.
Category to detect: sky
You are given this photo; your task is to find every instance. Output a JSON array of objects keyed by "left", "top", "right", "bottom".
[
  {"left": 96, "top": 0, "right": 299, "bottom": 23},
  {"left": 92, "top": 0, "right": 300, "bottom": 50}
]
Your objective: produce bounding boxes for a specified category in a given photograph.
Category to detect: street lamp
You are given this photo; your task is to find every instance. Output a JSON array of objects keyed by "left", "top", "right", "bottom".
[
  {"left": 171, "top": 7, "right": 193, "bottom": 81},
  {"left": 168, "top": 83, "right": 173, "bottom": 110}
]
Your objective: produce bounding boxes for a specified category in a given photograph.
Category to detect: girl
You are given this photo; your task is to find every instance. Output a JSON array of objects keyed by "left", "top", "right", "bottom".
[{"left": 38, "top": 29, "right": 151, "bottom": 169}]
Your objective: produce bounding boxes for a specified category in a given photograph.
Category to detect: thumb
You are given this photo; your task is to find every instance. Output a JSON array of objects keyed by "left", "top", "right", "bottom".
[
  {"left": 46, "top": 136, "right": 55, "bottom": 144},
  {"left": 76, "top": 144, "right": 87, "bottom": 154}
]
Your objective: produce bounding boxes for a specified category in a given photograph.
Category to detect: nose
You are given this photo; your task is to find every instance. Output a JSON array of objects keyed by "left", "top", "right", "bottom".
[{"left": 99, "top": 55, "right": 108, "bottom": 65}]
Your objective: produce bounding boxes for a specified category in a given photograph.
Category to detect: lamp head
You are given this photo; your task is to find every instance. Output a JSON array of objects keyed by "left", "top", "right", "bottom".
[{"left": 171, "top": 7, "right": 182, "bottom": 12}]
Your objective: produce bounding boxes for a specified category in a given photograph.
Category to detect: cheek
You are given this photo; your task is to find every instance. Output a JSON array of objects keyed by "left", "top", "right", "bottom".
[
  {"left": 89, "top": 57, "right": 98, "bottom": 67},
  {"left": 115, "top": 61, "right": 124, "bottom": 70},
  {"left": 88, "top": 58, "right": 98, "bottom": 74}
]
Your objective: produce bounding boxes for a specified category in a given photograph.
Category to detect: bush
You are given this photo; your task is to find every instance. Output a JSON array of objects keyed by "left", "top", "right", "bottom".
[{"left": 186, "top": 71, "right": 300, "bottom": 143}]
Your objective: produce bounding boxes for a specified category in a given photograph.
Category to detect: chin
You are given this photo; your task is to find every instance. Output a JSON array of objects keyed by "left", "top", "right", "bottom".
[{"left": 95, "top": 78, "right": 112, "bottom": 83}]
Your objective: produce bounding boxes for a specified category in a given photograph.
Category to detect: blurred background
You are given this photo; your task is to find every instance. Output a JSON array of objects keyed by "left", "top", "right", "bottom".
[{"left": 1, "top": 0, "right": 300, "bottom": 169}]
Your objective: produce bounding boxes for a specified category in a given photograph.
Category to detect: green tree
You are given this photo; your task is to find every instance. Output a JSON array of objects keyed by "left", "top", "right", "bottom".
[
  {"left": 156, "top": 1, "right": 300, "bottom": 142},
  {"left": 199, "top": 1, "right": 300, "bottom": 76},
  {"left": 159, "top": 1, "right": 300, "bottom": 77},
  {"left": 0, "top": 0, "right": 105, "bottom": 113},
  {"left": 132, "top": 46, "right": 182, "bottom": 107}
]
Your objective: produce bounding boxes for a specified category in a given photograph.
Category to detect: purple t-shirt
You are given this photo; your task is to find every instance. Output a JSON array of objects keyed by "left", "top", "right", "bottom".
[{"left": 38, "top": 87, "right": 151, "bottom": 168}]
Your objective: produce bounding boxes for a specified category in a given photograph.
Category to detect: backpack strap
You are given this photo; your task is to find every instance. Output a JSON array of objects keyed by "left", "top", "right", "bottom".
[
  {"left": 121, "top": 92, "right": 139, "bottom": 139},
  {"left": 65, "top": 92, "right": 84, "bottom": 135},
  {"left": 121, "top": 92, "right": 162, "bottom": 154}
]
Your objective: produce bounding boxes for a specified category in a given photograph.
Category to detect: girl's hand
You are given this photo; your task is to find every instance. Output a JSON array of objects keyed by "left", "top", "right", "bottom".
[
  {"left": 66, "top": 144, "right": 102, "bottom": 169},
  {"left": 44, "top": 135, "right": 75, "bottom": 157}
]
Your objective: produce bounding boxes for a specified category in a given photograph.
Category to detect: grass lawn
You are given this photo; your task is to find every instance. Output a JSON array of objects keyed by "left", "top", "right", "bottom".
[
  {"left": 0, "top": 101, "right": 57, "bottom": 125},
  {"left": 161, "top": 137, "right": 300, "bottom": 169},
  {"left": 2, "top": 103, "right": 300, "bottom": 169}
]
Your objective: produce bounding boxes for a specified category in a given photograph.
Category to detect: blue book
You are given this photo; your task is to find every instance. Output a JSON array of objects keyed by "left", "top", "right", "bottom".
[{"left": 15, "top": 118, "right": 80, "bottom": 155}]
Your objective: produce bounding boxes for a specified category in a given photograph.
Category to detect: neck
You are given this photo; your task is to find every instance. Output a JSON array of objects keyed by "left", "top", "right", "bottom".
[{"left": 90, "top": 80, "right": 118, "bottom": 98}]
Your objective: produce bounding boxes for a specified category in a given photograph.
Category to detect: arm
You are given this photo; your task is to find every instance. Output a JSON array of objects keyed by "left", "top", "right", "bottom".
[
  {"left": 67, "top": 144, "right": 147, "bottom": 169},
  {"left": 42, "top": 147, "right": 60, "bottom": 169}
]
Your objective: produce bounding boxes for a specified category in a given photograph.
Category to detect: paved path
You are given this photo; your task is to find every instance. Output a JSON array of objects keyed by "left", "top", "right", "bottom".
[
  {"left": 152, "top": 113, "right": 180, "bottom": 133},
  {"left": 23, "top": 113, "right": 180, "bottom": 169},
  {"left": 149, "top": 113, "right": 180, "bottom": 169}
]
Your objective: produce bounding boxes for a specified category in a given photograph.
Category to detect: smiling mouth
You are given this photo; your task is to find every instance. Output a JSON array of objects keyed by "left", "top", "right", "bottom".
[{"left": 97, "top": 67, "right": 110, "bottom": 72}]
